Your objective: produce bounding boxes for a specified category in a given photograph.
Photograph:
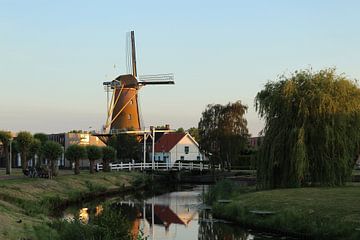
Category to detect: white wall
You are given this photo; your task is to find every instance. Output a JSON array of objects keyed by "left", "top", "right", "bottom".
[
  {"left": 154, "top": 152, "right": 171, "bottom": 163},
  {"left": 170, "top": 136, "right": 202, "bottom": 162}
]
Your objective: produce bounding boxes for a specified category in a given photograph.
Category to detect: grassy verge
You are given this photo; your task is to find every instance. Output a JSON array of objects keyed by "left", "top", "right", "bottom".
[
  {"left": 208, "top": 180, "right": 360, "bottom": 239},
  {"left": 0, "top": 171, "right": 148, "bottom": 240}
]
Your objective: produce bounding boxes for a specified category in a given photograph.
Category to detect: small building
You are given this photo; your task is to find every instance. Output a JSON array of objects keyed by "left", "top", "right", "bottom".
[
  {"left": 48, "top": 132, "right": 105, "bottom": 168},
  {"left": 249, "top": 136, "right": 264, "bottom": 148},
  {"left": 152, "top": 132, "right": 204, "bottom": 166}
]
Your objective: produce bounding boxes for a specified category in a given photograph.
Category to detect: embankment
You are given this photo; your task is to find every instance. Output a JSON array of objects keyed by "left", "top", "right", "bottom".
[
  {"left": 0, "top": 171, "right": 148, "bottom": 240},
  {"left": 208, "top": 180, "right": 360, "bottom": 240}
]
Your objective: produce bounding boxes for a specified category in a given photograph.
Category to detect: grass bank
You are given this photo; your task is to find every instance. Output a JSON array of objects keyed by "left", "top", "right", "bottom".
[
  {"left": 209, "top": 180, "right": 360, "bottom": 239},
  {"left": 0, "top": 171, "right": 148, "bottom": 240}
]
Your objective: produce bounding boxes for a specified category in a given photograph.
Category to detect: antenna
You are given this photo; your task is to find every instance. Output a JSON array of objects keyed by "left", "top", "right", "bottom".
[{"left": 131, "top": 31, "right": 137, "bottom": 77}]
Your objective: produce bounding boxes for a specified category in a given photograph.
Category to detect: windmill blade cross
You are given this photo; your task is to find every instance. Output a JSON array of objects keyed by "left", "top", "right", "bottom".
[{"left": 138, "top": 73, "right": 175, "bottom": 85}]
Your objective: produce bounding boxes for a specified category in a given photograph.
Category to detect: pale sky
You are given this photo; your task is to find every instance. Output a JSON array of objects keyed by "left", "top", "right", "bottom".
[{"left": 1, "top": 0, "right": 360, "bottom": 136}]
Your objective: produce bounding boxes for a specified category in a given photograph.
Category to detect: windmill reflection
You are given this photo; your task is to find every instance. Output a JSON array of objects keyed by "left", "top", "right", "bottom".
[{"left": 113, "top": 193, "right": 199, "bottom": 239}]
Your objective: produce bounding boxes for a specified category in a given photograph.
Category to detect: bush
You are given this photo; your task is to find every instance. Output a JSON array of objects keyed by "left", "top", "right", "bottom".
[
  {"left": 205, "top": 179, "right": 253, "bottom": 205},
  {"left": 84, "top": 180, "right": 106, "bottom": 192},
  {"left": 51, "top": 203, "right": 131, "bottom": 240},
  {"left": 206, "top": 180, "right": 233, "bottom": 204}
]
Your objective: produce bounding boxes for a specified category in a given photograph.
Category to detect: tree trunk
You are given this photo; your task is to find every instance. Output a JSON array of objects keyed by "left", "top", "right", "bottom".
[
  {"left": 89, "top": 160, "right": 95, "bottom": 174},
  {"left": 49, "top": 161, "right": 53, "bottom": 178},
  {"left": 36, "top": 155, "right": 42, "bottom": 168},
  {"left": 51, "top": 159, "right": 58, "bottom": 177},
  {"left": 21, "top": 153, "right": 27, "bottom": 171},
  {"left": 4, "top": 144, "right": 10, "bottom": 175},
  {"left": 226, "top": 153, "right": 231, "bottom": 172},
  {"left": 74, "top": 160, "right": 80, "bottom": 175},
  {"left": 12, "top": 152, "right": 16, "bottom": 169}
]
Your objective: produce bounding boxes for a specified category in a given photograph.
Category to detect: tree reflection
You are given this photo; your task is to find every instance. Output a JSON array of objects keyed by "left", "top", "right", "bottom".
[{"left": 198, "top": 210, "right": 251, "bottom": 240}]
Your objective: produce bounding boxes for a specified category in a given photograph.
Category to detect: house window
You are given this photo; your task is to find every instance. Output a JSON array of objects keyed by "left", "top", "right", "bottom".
[
  {"left": 180, "top": 156, "right": 184, "bottom": 161},
  {"left": 128, "top": 114, "right": 131, "bottom": 120},
  {"left": 158, "top": 156, "right": 160, "bottom": 161},
  {"left": 197, "top": 156, "right": 200, "bottom": 161},
  {"left": 184, "top": 146, "right": 189, "bottom": 154}
]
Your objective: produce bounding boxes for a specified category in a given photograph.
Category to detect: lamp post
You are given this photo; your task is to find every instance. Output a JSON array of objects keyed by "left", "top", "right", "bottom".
[
  {"left": 61, "top": 146, "right": 65, "bottom": 168},
  {"left": 8, "top": 139, "right": 12, "bottom": 175},
  {"left": 151, "top": 127, "right": 155, "bottom": 170},
  {"left": 143, "top": 132, "right": 147, "bottom": 170}
]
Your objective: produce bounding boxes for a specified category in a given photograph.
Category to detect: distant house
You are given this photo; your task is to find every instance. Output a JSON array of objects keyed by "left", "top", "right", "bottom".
[
  {"left": 151, "top": 132, "right": 205, "bottom": 166},
  {"left": 48, "top": 132, "right": 105, "bottom": 168},
  {"left": 249, "top": 136, "right": 264, "bottom": 148}
]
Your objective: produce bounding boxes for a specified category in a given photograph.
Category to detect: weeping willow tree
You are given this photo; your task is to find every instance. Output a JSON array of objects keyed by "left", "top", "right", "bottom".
[{"left": 255, "top": 68, "right": 360, "bottom": 189}]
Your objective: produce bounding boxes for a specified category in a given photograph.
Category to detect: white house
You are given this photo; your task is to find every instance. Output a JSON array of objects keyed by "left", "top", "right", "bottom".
[{"left": 152, "top": 132, "right": 204, "bottom": 167}]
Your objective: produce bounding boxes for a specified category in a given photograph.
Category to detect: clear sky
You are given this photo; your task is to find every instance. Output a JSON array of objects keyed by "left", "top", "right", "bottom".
[{"left": 1, "top": 0, "right": 360, "bottom": 136}]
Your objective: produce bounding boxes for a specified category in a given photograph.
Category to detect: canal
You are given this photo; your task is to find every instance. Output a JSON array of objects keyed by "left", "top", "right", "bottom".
[{"left": 60, "top": 184, "right": 296, "bottom": 240}]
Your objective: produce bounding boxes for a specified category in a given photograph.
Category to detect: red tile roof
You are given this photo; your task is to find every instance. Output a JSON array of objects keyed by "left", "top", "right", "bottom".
[
  {"left": 154, "top": 132, "right": 186, "bottom": 152},
  {"left": 154, "top": 205, "right": 185, "bottom": 226}
]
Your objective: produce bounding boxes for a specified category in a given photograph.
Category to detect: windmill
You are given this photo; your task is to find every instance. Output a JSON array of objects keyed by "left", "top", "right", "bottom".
[{"left": 102, "top": 31, "right": 174, "bottom": 135}]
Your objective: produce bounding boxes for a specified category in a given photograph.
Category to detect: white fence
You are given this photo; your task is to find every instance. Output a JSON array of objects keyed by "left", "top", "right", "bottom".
[{"left": 96, "top": 162, "right": 220, "bottom": 172}]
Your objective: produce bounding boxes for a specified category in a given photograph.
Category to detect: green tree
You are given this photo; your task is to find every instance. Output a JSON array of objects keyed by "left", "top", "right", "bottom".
[
  {"left": 0, "top": 131, "right": 12, "bottom": 174},
  {"left": 255, "top": 68, "right": 360, "bottom": 189},
  {"left": 33, "top": 133, "right": 48, "bottom": 166},
  {"left": 102, "top": 146, "right": 116, "bottom": 172},
  {"left": 65, "top": 145, "right": 86, "bottom": 175},
  {"left": 176, "top": 127, "right": 185, "bottom": 133},
  {"left": 16, "top": 131, "right": 33, "bottom": 171},
  {"left": 29, "top": 138, "right": 41, "bottom": 167},
  {"left": 86, "top": 145, "right": 102, "bottom": 174},
  {"left": 187, "top": 127, "right": 200, "bottom": 142},
  {"left": 198, "top": 101, "right": 249, "bottom": 170},
  {"left": 33, "top": 133, "right": 48, "bottom": 144},
  {"left": 109, "top": 134, "right": 140, "bottom": 161},
  {"left": 42, "top": 141, "right": 63, "bottom": 177}
]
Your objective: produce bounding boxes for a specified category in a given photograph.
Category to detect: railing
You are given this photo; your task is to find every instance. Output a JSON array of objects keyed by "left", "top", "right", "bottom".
[{"left": 96, "top": 162, "right": 221, "bottom": 172}]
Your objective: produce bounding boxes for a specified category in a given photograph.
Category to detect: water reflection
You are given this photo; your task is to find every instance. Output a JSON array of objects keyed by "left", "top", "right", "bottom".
[
  {"left": 95, "top": 205, "right": 103, "bottom": 216},
  {"left": 79, "top": 208, "right": 89, "bottom": 224},
  {"left": 61, "top": 185, "right": 294, "bottom": 240}
]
